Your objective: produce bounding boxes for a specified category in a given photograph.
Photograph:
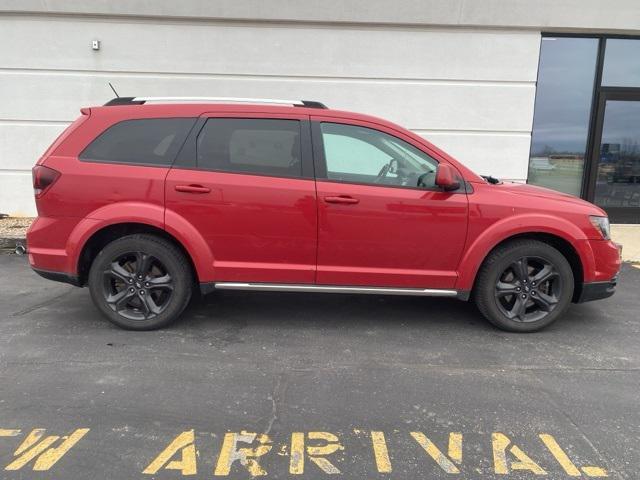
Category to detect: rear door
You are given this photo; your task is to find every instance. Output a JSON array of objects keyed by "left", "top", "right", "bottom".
[
  {"left": 311, "top": 117, "right": 468, "bottom": 289},
  {"left": 165, "top": 112, "right": 317, "bottom": 283}
]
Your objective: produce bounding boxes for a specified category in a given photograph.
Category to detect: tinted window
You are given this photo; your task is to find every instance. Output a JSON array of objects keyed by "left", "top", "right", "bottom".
[
  {"left": 527, "top": 37, "right": 599, "bottom": 196},
  {"left": 593, "top": 100, "right": 640, "bottom": 223},
  {"left": 80, "top": 118, "right": 195, "bottom": 165},
  {"left": 320, "top": 123, "right": 438, "bottom": 188},
  {"left": 197, "top": 119, "right": 302, "bottom": 177},
  {"left": 602, "top": 39, "right": 640, "bottom": 87}
]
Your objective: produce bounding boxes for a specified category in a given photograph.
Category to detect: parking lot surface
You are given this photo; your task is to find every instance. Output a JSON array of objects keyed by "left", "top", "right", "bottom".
[{"left": 0, "top": 254, "right": 638, "bottom": 479}]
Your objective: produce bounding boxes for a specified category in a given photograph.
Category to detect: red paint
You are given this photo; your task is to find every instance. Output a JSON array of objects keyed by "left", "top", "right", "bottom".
[
  {"left": 166, "top": 169, "right": 317, "bottom": 283},
  {"left": 434, "top": 163, "right": 461, "bottom": 191},
  {"left": 315, "top": 180, "right": 467, "bottom": 288},
  {"left": 27, "top": 102, "right": 621, "bottom": 295}
]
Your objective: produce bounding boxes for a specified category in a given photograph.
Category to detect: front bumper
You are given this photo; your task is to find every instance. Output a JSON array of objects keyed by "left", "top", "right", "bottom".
[
  {"left": 586, "top": 239, "right": 622, "bottom": 282},
  {"left": 576, "top": 276, "right": 618, "bottom": 303}
]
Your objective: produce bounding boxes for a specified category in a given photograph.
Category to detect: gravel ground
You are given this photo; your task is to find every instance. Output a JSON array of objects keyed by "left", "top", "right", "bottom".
[{"left": 0, "top": 217, "right": 33, "bottom": 237}]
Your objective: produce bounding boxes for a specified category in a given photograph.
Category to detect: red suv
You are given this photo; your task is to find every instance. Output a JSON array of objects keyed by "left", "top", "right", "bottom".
[{"left": 27, "top": 97, "right": 621, "bottom": 332}]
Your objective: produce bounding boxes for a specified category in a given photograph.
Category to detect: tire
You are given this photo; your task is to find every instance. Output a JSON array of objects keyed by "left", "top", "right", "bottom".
[
  {"left": 88, "top": 234, "right": 193, "bottom": 330},
  {"left": 474, "top": 239, "right": 574, "bottom": 333}
]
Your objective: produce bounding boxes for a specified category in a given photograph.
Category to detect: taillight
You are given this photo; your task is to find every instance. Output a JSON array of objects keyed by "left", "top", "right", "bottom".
[{"left": 32, "top": 165, "right": 60, "bottom": 198}]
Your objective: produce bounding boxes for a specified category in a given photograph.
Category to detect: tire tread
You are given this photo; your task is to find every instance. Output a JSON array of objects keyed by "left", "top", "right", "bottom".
[
  {"left": 474, "top": 239, "right": 574, "bottom": 332},
  {"left": 88, "top": 233, "right": 193, "bottom": 330}
]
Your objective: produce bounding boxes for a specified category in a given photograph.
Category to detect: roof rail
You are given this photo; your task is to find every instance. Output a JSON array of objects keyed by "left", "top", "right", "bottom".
[
  {"left": 104, "top": 97, "right": 145, "bottom": 106},
  {"left": 104, "top": 96, "right": 327, "bottom": 109}
]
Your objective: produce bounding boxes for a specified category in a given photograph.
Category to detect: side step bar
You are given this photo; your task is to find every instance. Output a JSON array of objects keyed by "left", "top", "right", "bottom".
[{"left": 213, "top": 282, "right": 458, "bottom": 297}]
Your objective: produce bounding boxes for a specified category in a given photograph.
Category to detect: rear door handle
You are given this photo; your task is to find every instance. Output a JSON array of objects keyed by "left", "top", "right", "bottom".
[
  {"left": 324, "top": 195, "right": 360, "bottom": 205},
  {"left": 175, "top": 184, "right": 211, "bottom": 194}
]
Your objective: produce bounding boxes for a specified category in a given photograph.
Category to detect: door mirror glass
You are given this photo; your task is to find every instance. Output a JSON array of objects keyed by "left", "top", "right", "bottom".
[{"left": 435, "top": 164, "right": 461, "bottom": 191}]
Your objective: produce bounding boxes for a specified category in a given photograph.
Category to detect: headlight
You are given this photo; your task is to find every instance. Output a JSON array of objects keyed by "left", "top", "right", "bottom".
[{"left": 589, "top": 215, "right": 610, "bottom": 240}]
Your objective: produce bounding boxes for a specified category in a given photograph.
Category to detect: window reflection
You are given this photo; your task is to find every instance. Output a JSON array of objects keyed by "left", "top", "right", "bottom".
[
  {"left": 602, "top": 39, "right": 640, "bottom": 87},
  {"left": 594, "top": 101, "right": 640, "bottom": 223},
  {"left": 528, "top": 37, "right": 598, "bottom": 196}
]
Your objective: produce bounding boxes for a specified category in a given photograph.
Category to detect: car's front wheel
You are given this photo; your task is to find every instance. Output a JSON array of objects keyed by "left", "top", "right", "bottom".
[
  {"left": 88, "top": 234, "right": 192, "bottom": 330},
  {"left": 474, "top": 239, "right": 574, "bottom": 332}
]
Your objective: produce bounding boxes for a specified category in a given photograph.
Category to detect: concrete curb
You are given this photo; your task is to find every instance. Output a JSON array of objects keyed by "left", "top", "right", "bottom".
[{"left": 611, "top": 225, "right": 640, "bottom": 262}]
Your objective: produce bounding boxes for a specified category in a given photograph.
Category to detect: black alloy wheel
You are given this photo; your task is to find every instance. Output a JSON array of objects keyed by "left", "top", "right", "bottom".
[
  {"left": 102, "top": 251, "right": 174, "bottom": 321},
  {"left": 89, "top": 234, "right": 192, "bottom": 330},
  {"left": 494, "top": 256, "right": 561, "bottom": 323},
  {"left": 474, "top": 239, "right": 574, "bottom": 332}
]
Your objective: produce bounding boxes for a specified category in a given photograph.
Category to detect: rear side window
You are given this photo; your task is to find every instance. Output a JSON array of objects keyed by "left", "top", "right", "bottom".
[
  {"left": 80, "top": 118, "right": 195, "bottom": 166},
  {"left": 197, "top": 118, "right": 302, "bottom": 177}
]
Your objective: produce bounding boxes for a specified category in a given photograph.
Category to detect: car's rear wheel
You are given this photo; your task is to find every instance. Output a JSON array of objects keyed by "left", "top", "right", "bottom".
[
  {"left": 88, "top": 234, "right": 192, "bottom": 330},
  {"left": 474, "top": 239, "right": 574, "bottom": 332}
]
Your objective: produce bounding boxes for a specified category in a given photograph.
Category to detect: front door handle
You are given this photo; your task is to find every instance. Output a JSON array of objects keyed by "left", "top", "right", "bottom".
[
  {"left": 324, "top": 195, "right": 360, "bottom": 205},
  {"left": 175, "top": 184, "right": 211, "bottom": 194}
]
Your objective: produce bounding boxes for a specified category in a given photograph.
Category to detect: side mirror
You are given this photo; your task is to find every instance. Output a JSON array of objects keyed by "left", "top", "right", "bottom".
[{"left": 435, "top": 164, "right": 461, "bottom": 191}]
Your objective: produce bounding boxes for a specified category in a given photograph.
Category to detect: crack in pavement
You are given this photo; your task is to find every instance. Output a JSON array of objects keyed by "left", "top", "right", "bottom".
[
  {"left": 9, "top": 286, "right": 76, "bottom": 317},
  {"left": 264, "top": 373, "right": 287, "bottom": 436}
]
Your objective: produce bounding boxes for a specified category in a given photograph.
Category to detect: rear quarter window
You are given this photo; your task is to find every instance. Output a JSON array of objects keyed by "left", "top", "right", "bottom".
[{"left": 79, "top": 118, "right": 195, "bottom": 166}]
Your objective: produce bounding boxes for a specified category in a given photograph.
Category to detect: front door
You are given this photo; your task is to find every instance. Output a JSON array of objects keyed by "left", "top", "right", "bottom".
[
  {"left": 165, "top": 113, "right": 317, "bottom": 284},
  {"left": 587, "top": 92, "right": 640, "bottom": 223},
  {"left": 311, "top": 118, "right": 468, "bottom": 289}
]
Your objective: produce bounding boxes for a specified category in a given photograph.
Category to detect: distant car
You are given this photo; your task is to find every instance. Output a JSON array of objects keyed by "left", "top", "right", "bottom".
[
  {"left": 530, "top": 157, "right": 556, "bottom": 171},
  {"left": 27, "top": 97, "right": 621, "bottom": 332}
]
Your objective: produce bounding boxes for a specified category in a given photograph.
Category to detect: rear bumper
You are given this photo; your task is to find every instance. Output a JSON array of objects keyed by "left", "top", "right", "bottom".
[
  {"left": 26, "top": 216, "right": 78, "bottom": 275},
  {"left": 32, "top": 267, "right": 82, "bottom": 287},
  {"left": 576, "top": 277, "right": 617, "bottom": 303}
]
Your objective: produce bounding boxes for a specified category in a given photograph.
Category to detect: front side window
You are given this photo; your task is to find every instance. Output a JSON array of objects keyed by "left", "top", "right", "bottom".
[
  {"left": 320, "top": 123, "right": 438, "bottom": 188},
  {"left": 80, "top": 118, "right": 195, "bottom": 165},
  {"left": 197, "top": 118, "right": 302, "bottom": 177}
]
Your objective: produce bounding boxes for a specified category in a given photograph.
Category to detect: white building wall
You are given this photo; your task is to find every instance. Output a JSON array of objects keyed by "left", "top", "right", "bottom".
[
  {"left": 3, "top": 0, "right": 639, "bottom": 216},
  {"left": 0, "top": 14, "right": 539, "bottom": 215}
]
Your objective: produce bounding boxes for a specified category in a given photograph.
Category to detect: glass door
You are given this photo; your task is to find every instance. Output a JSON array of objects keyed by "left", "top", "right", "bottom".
[{"left": 588, "top": 92, "right": 640, "bottom": 223}]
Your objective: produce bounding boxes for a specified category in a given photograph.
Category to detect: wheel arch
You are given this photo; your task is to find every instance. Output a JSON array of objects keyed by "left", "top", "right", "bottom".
[
  {"left": 470, "top": 232, "right": 585, "bottom": 302},
  {"left": 76, "top": 223, "right": 199, "bottom": 287},
  {"left": 456, "top": 215, "right": 592, "bottom": 302}
]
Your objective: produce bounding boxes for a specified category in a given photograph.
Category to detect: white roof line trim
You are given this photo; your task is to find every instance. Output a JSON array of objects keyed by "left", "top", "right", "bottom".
[{"left": 132, "top": 96, "right": 305, "bottom": 105}]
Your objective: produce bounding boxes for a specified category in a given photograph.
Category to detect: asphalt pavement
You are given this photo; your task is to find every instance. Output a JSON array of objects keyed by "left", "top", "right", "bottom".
[{"left": 0, "top": 254, "right": 638, "bottom": 479}]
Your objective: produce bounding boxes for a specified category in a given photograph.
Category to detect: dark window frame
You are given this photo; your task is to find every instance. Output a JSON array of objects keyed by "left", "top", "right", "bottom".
[
  {"left": 79, "top": 117, "right": 198, "bottom": 168},
  {"left": 587, "top": 89, "right": 640, "bottom": 222},
  {"left": 175, "top": 116, "right": 315, "bottom": 180},
  {"left": 527, "top": 35, "right": 600, "bottom": 198},
  {"left": 600, "top": 37, "right": 640, "bottom": 88},
  {"left": 310, "top": 120, "right": 460, "bottom": 193},
  {"left": 531, "top": 33, "right": 640, "bottom": 202}
]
